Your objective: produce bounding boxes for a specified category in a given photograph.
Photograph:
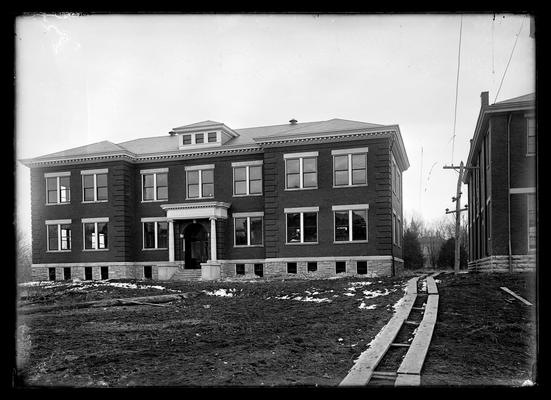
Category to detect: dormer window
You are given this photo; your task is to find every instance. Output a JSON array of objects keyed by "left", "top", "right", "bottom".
[{"left": 170, "top": 121, "right": 240, "bottom": 150}]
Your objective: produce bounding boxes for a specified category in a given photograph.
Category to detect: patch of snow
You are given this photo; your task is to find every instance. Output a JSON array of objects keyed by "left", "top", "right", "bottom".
[
  {"left": 300, "top": 297, "right": 332, "bottom": 303},
  {"left": 521, "top": 379, "right": 534, "bottom": 386},
  {"left": 344, "top": 292, "right": 355, "bottom": 297},
  {"left": 362, "top": 288, "right": 393, "bottom": 299},
  {"left": 358, "top": 302, "right": 377, "bottom": 310},
  {"left": 338, "top": 338, "right": 343, "bottom": 342},
  {"left": 349, "top": 281, "right": 373, "bottom": 287},
  {"left": 420, "top": 280, "right": 427, "bottom": 292},
  {"left": 435, "top": 279, "right": 441, "bottom": 284},
  {"left": 203, "top": 288, "right": 237, "bottom": 297}
]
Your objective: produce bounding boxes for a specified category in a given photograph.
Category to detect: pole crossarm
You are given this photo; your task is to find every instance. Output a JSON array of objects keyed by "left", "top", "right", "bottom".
[{"left": 443, "top": 165, "right": 479, "bottom": 170}]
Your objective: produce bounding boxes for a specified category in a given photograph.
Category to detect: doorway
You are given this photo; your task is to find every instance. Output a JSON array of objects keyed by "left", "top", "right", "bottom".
[{"left": 176, "top": 222, "right": 209, "bottom": 269}]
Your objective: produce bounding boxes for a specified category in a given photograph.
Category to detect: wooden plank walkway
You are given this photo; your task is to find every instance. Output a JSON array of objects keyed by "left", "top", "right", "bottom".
[
  {"left": 339, "top": 277, "right": 419, "bottom": 386},
  {"left": 395, "top": 279, "right": 439, "bottom": 386}
]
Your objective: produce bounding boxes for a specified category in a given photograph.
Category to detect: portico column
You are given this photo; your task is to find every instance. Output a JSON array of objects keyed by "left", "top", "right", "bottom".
[
  {"left": 209, "top": 217, "right": 217, "bottom": 261},
  {"left": 168, "top": 219, "right": 175, "bottom": 262}
]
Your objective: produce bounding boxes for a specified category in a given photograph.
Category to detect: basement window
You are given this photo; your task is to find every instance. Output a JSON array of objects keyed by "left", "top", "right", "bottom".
[
  {"left": 336, "top": 261, "right": 346, "bottom": 274},
  {"left": 63, "top": 267, "right": 71, "bottom": 280},
  {"left": 307, "top": 262, "right": 317, "bottom": 272},
  {"left": 254, "top": 263, "right": 263, "bottom": 277},
  {"left": 48, "top": 268, "right": 56, "bottom": 281},
  {"left": 287, "top": 262, "right": 297, "bottom": 274},
  {"left": 357, "top": 261, "right": 368, "bottom": 275},
  {"left": 84, "top": 267, "right": 93, "bottom": 281},
  {"left": 236, "top": 264, "right": 245, "bottom": 275},
  {"left": 144, "top": 266, "right": 152, "bottom": 280},
  {"left": 101, "top": 266, "right": 109, "bottom": 280}
]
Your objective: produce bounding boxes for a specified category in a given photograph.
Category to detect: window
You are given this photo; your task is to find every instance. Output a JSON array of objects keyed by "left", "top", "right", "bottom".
[
  {"left": 233, "top": 161, "right": 263, "bottom": 196},
  {"left": 100, "top": 266, "right": 109, "bottom": 280},
  {"left": 357, "top": 261, "right": 368, "bottom": 275},
  {"left": 84, "top": 267, "right": 93, "bottom": 281},
  {"left": 527, "top": 118, "right": 536, "bottom": 155},
  {"left": 46, "top": 220, "right": 72, "bottom": 251},
  {"left": 195, "top": 133, "right": 204, "bottom": 144},
  {"left": 208, "top": 132, "right": 217, "bottom": 143},
  {"left": 48, "top": 268, "right": 56, "bottom": 281},
  {"left": 45, "top": 172, "right": 71, "bottom": 204},
  {"left": 336, "top": 261, "right": 346, "bottom": 274},
  {"left": 284, "top": 152, "right": 318, "bottom": 190},
  {"left": 63, "top": 267, "right": 71, "bottom": 280},
  {"left": 141, "top": 169, "right": 168, "bottom": 201},
  {"left": 83, "top": 218, "right": 109, "bottom": 250},
  {"left": 143, "top": 266, "right": 153, "bottom": 279},
  {"left": 528, "top": 194, "right": 536, "bottom": 251},
  {"left": 182, "top": 134, "right": 192, "bottom": 145},
  {"left": 287, "top": 262, "right": 297, "bottom": 274},
  {"left": 333, "top": 205, "right": 369, "bottom": 242},
  {"left": 285, "top": 207, "right": 318, "bottom": 244},
  {"left": 393, "top": 212, "right": 398, "bottom": 245},
  {"left": 254, "top": 263, "right": 263, "bottom": 277},
  {"left": 186, "top": 165, "right": 214, "bottom": 199},
  {"left": 234, "top": 213, "right": 263, "bottom": 246},
  {"left": 82, "top": 169, "right": 108, "bottom": 202},
  {"left": 307, "top": 262, "right": 317, "bottom": 272},
  {"left": 332, "top": 148, "right": 368, "bottom": 187},
  {"left": 143, "top": 220, "right": 168, "bottom": 249},
  {"left": 236, "top": 264, "right": 245, "bottom": 275}
]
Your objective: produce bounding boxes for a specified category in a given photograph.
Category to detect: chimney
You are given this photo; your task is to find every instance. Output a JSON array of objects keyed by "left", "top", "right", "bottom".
[
  {"left": 481, "top": 91, "right": 489, "bottom": 108},
  {"left": 289, "top": 118, "right": 297, "bottom": 125}
]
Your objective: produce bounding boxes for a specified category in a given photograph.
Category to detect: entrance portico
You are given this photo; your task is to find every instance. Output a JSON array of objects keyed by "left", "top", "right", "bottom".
[{"left": 161, "top": 202, "right": 230, "bottom": 279}]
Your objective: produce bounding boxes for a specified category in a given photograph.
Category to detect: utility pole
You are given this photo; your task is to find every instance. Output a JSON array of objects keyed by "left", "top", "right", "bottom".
[{"left": 443, "top": 161, "right": 476, "bottom": 274}]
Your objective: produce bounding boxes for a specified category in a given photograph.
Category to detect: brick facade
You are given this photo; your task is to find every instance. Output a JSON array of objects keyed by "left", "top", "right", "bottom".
[
  {"left": 464, "top": 92, "right": 536, "bottom": 271},
  {"left": 22, "top": 119, "right": 409, "bottom": 281}
]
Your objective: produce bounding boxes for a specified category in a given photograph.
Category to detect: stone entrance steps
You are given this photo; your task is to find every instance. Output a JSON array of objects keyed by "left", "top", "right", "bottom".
[{"left": 170, "top": 267, "right": 202, "bottom": 281}]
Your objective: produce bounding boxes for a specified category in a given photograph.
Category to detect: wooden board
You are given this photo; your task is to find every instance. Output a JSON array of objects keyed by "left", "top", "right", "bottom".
[
  {"left": 500, "top": 287, "right": 533, "bottom": 306},
  {"left": 339, "top": 277, "right": 419, "bottom": 386},
  {"left": 397, "top": 295, "right": 439, "bottom": 375},
  {"left": 426, "top": 276, "right": 438, "bottom": 295},
  {"left": 395, "top": 373, "right": 420, "bottom": 386}
]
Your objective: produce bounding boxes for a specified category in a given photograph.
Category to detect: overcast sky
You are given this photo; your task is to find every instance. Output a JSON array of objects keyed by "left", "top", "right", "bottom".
[{"left": 15, "top": 13, "right": 535, "bottom": 233}]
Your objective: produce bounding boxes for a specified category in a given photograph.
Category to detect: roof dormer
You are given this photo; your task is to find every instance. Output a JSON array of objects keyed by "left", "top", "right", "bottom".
[{"left": 169, "top": 120, "right": 239, "bottom": 150}]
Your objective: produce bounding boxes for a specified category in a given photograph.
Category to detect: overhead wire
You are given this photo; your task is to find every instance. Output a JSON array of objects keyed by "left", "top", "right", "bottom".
[
  {"left": 450, "top": 15, "right": 463, "bottom": 165},
  {"left": 494, "top": 15, "right": 527, "bottom": 103}
]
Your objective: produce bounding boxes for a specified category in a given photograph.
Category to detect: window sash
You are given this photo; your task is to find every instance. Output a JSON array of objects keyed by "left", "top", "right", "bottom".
[
  {"left": 334, "top": 153, "right": 367, "bottom": 186},
  {"left": 46, "top": 176, "right": 71, "bottom": 204},
  {"left": 84, "top": 222, "right": 108, "bottom": 250},
  {"left": 286, "top": 212, "right": 317, "bottom": 243},
  {"left": 143, "top": 221, "right": 168, "bottom": 249},
  {"left": 83, "top": 173, "right": 107, "bottom": 202},
  {"left": 234, "top": 216, "right": 263, "bottom": 246},
  {"left": 334, "top": 209, "right": 368, "bottom": 242},
  {"left": 286, "top": 157, "right": 317, "bottom": 189},
  {"left": 187, "top": 169, "right": 214, "bottom": 198}
]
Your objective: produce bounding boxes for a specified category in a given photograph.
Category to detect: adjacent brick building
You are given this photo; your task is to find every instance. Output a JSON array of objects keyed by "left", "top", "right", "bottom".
[
  {"left": 464, "top": 92, "right": 536, "bottom": 271},
  {"left": 20, "top": 118, "right": 410, "bottom": 281}
]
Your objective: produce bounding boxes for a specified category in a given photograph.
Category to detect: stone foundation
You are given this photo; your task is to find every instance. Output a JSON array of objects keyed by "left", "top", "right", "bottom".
[
  {"left": 30, "top": 256, "right": 403, "bottom": 282},
  {"left": 468, "top": 254, "right": 536, "bottom": 272}
]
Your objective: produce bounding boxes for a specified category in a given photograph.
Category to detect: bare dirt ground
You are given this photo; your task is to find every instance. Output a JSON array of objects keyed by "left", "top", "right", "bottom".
[
  {"left": 421, "top": 271, "right": 537, "bottom": 386},
  {"left": 15, "top": 275, "right": 409, "bottom": 387}
]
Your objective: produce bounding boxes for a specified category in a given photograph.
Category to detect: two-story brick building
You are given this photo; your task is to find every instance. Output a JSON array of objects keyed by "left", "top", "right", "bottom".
[
  {"left": 464, "top": 92, "right": 536, "bottom": 271},
  {"left": 20, "top": 118, "right": 409, "bottom": 281}
]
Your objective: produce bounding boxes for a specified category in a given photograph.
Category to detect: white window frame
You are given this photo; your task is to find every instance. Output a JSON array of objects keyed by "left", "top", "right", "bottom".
[
  {"left": 44, "top": 172, "right": 71, "bottom": 205},
  {"left": 81, "top": 169, "right": 108, "bottom": 203},
  {"left": 527, "top": 117, "right": 536, "bottom": 156},
  {"left": 332, "top": 204, "right": 369, "bottom": 243},
  {"left": 140, "top": 168, "right": 169, "bottom": 202},
  {"left": 232, "top": 160, "right": 263, "bottom": 197},
  {"left": 284, "top": 152, "right": 318, "bottom": 190},
  {"left": 141, "top": 217, "right": 169, "bottom": 250},
  {"left": 331, "top": 148, "right": 368, "bottom": 187},
  {"left": 233, "top": 212, "right": 264, "bottom": 247},
  {"left": 45, "top": 219, "right": 72, "bottom": 252},
  {"left": 284, "top": 206, "right": 319, "bottom": 244},
  {"left": 185, "top": 164, "right": 215, "bottom": 199},
  {"left": 82, "top": 217, "right": 109, "bottom": 251}
]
